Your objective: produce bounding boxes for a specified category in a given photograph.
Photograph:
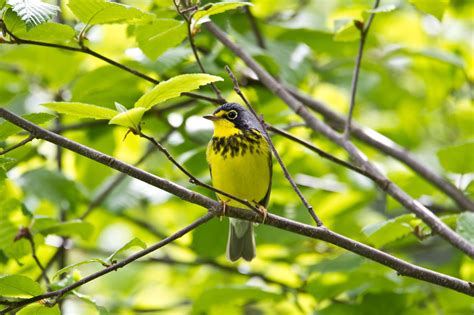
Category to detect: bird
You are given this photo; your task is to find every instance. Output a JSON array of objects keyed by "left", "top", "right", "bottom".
[{"left": 204, "top": 103, "right": 272, "bottom": 262}]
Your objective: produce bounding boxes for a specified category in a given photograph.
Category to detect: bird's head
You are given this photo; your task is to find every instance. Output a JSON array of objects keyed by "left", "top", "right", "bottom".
[{"left": 203, "top": 103, "right": 258, "bottom": 137}]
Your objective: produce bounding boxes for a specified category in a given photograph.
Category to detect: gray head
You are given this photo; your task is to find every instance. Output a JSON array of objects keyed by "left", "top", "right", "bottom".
[{"left": 203, "top": 103, "right": 263, "bottom": 132}]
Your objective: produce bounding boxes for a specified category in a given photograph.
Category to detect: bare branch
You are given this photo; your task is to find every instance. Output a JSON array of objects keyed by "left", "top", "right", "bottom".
[
  {"left": 244, "top": 6, "right": 266, "bottom": 49},
  {"left": 225, "top": 65, "right": 323, "bottom": 226},
  {"left": 0, "top": 135, "right": 34, "bottom": 155},
  {"left": 204, "top": 21, "right": 474, "bottom": 258},
  {"left": 345, "top": 0, "right": 380, "bottom": 138},
  {"left": 1, "top": 108, "right": 473, "bottom": 297}
]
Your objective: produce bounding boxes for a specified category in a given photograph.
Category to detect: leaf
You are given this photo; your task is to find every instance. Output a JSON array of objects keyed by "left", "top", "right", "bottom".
[
  {"left": 333, "top": 20, "right": 360, "bottom": 42},
  {"left": 3, "top": 8, "right": 76, "bottom": 44},
  {"left": 7, "top": 0, "right": 60, "bottom": 28},
  {"left": 0, "top": 275, "right": 43, "bottom": 297},
  {"left": 42, "top": 102, "right": 118, "bottom": 120},
  {"left": 457, "top": 213, "right": 474, "bottom": 244},
  {"left": 68, "top": 0, "right": 151, "bottom": 25},
  {"left": 437, "top": 142, "right": 474, "bottom": 174},
  {"left": 53, "top": 258, "right": 107, "bottom": 280},
  {"left": 18, "top": 168, "right": 85, "bottom": 211},
  {"left": 135, "top": 73, "right": 223, "bottom": 109},
  {"left": 35, "top": 219, "right": 94, "bottom": 240},
  {"left": 17, "top": 304, "right": 60, "bottom": 315},
  {"left": 363, "top": 214, "right": 416, "bottom": 247},
  {"left": 0, "top": 113, "right": 55, "bottom": 140},
  {"left": 72, "top": 291, "right": 109, "bottom": 315},
  {"left": 109, "top": 107, "right": 146, "bottom": 130},
  {"left": 409, "top": 0, "right": 449, "bottom": 21},
  {"left": 135, "top": 19, "right": 187, "bottom": 61},
  {"left": 366, "top": 4, "right": 397, "bottom": 14},
  {"left": 106, "top": 237, "right": 146, "bottom": 263},
  {"left": 193, "top": 2, "right": 251, "bottom": 25}
]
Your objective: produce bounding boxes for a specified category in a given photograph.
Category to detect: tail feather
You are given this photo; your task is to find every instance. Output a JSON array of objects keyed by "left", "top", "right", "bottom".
[{"left": 226, "top": 219, "right": 256, "bottom": 262}]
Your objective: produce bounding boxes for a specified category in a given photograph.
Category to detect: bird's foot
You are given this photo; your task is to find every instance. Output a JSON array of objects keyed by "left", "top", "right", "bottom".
[
  {"left": 253, "top": 201, "right": 267, "bottom": 224},
  {"left": 219, "top": 200, "right": 229, "bottom": 221}
]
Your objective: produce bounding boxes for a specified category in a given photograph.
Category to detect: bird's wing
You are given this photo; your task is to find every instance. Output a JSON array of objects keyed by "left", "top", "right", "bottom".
[{"left": 258, "top": 147, "right": 273, "bottom": 208}]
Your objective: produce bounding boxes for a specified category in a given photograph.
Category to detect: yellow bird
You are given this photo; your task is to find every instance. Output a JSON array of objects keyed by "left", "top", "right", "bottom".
[{"left": 204, "top": 103, "right": 272, "bottom": 262}]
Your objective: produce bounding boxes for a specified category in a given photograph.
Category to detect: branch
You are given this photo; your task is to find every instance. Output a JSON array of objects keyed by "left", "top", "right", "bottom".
[
  {"left": 225, "top": 66, "right": 322, "bottom": 226},
  {"left": 0, "top": 108, "right": 472, "bottom": 297},
  {"left": 0, "top": 213, "right": 215, "bottom": 314},
  {"left": 244, "top": 6, "right": 266, "bottom": 49},
  {"left": 287, "top": 87, "right": 474, "bottom": 212},
  {"left": 0, "top": 135, "right": 34, "bottom": 155},
  {"left": 345, "top": 0, "right": 380, "bottom": 138},
  {"left": 0, "top": 21, "right": 224, "bottom": 105},
  {"left": 173, "top": 1, "right": 224, "bottom": 102},
  {"left": 16, "top": 228, "right": 51, "bottom": 286},
  {"left": 204, "top": 22, "right": 474, "bottom": 258}
]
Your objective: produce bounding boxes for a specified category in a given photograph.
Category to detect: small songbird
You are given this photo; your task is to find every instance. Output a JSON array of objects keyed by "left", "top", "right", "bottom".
[{"left": 204, "top": 103, "right": 272, "bottom": 262}]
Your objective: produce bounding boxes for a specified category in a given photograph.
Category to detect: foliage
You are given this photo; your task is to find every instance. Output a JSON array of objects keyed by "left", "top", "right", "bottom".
[{"left": 0, "top": 0, "right": 473, "bottom": 314}]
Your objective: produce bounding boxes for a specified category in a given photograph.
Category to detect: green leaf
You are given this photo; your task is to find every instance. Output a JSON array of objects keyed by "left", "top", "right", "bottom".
[
  {"left": 72, "top": 291, "right": 109, "bottom": 315},
  {"left": 17, "top": 304, "right": 60, "bottom": 315},
  {"left": 42, "top": 102, "right": 118, "bottom": 120},
  {"left": 363, "top": 214, "right": 416, "bottom": 247},
  {"left": 193, "top": 2, "right": 251, "bottom": 25},
  {"left": 35, "top": 219, "right": 94, "bottom": 240},
  {"left": 437, "top": 142, "right": 474, "bottom": 174},
  {"left": 457, "top": 213, "right": 474, "bottom": 244},
  {"left": 409, "top": 0, "right": 449, "bottom": 20},
  {"left": 135, "top": 19, "right": 187, "bottom": 60},
  {"left": 333, "top": 20, "right": 360, "bottom": 42},
  {"left": 68, "top": 0, "right": 151, "bottom": 25},
  {"left": 53, "top": 258, "right": 107, "bottom": 280},
  {"left": 109, "top": 107, "right": 146, "bottom": 130},
  {"left": 106, "top": 237, "right": 146, "bottom": 263},
  {"left": 0, "top": 275, "right": 43, "bottom": 297},
  {"left": 3, "top": 9, "right": 76, "bottom": 44},
  {"left": 18, "top": 168, "right": 85, "bottom": 211},
  {"left": 366, "top": 4, "right": 397, "bottom": 14},
  {"left": 135, "top": 73, "right": 223, "bottom": 109},
  {"left": 0, "top": 113, "right": 55, "bottom": 140},
  {"left": 7, "top": 0, "right": 60, "bottom": 28}
]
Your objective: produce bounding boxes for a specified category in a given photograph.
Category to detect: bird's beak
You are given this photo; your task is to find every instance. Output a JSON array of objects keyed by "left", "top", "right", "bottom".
[{"left": 203, "top": 115, "right": 221, "bottom": 121}]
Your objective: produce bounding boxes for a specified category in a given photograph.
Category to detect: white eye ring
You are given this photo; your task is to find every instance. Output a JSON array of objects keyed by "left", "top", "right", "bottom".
[{"left": 227, "top": 110, "right": 238, "bottom": 120}]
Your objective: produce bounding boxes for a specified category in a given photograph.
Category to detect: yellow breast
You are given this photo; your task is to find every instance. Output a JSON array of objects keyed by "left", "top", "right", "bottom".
[{"left": 206, "top": 128, "right": 271, "bottom": 208}]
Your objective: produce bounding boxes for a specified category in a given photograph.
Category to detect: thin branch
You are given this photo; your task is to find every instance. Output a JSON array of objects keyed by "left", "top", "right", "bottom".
[
  {"left": 287, "top": 87, "right": 474, "bottom": 212},
  {"left": 0, "top": 135, "right": 34, "bottom": 155},
  {"left": 136, "top": 130, "right": 263, "bottom": 215},
  {"left": 244, "top": 6, "right": 266, "bottom": 49},
  {"left": 16, "top": 228, "right": 51, "bottom": 286},
  {"left": 344, "top": 0, "right": 380, "bottom": 138},
  {"left": 0, "top": 108, "right": 472, "bottom": 297},
  {"left": 225, "top": 66, "right": 323, "bottom": 226},
  {"left": 0, "top": 21, "right": 224, "bottom": 105},
  {"left": 0, "top": 213, "right": 215, "bottom": 314},
  {"left": 205, "top": 21, "right": 474, "bottom": 258},
  {"left": 173, "top": 1, "right": 224, "bottom": 102}
]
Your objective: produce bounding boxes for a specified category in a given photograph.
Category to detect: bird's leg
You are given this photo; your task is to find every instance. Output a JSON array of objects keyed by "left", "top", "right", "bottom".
[
  {"left": 219, "top": 199, "right": 229, "bottom": 221},
  {"left": 253, "top": 201, "right": 267, "bottom": 224}
]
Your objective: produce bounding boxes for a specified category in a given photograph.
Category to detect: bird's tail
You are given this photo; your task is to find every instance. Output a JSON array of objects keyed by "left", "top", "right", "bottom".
[{"left": 226, "top": 218, "right": 256, "bottom": 262}]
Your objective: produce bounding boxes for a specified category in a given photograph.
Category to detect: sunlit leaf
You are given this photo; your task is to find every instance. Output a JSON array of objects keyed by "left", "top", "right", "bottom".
[
  {"left": 0, "top": 113, "right": 55, "bottom": 140},
  {"left": 109, "top": 107, "right": 146, "bottom": 130},
  {"left": 17, "top": 304, "right": 60, "bottom": 315},
  {"left": 193, "top": 2, "right": 251, "bottom": 25},
  {"left": 457, "top": 213, "right": 474, "bottom": 245},
  {"left": 42, "top": 102, "right": 118, "bottom": 120},
  {"left": 363, "top": 214, "right": 416, "bottom": 247},
  {"left": 0, "top": 275, "right": 42, "bottom": 297},
  {"left": 409, "top": 0, "right": 449, "bottom": 20},
  {"left": 366, "top": 4, "right": 397, "bottom": 14},
  {"left": 333, "top": 20, "right": 360, "bottom": 42},
  {"left": 7, "top": 0, "right": 59, "bottom": 27},
  {"left": 53, "top": 258, "right": 108, "bottom": 280},
  {"left": 106, "top": 237, "right": 146, "bottom": 263},
  {"left": 135, "top": 74, "right": 223, "bottom": 109}
]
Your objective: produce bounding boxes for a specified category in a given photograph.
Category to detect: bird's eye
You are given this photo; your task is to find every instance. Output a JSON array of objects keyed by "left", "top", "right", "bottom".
[{"left": 226, "top": 110, "right": 238, "bottom": 120}]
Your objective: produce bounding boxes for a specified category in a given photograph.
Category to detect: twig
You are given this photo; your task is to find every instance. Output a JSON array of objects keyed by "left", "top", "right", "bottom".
[
  {"left": 0, "top": 108, "right": 472, "bottom": 296},
  {"left": 205, "top": 21, "right": 474, "bottom": 258},
  {"left": 0, "top": 213, "right": 215, "bottom": 314},
  {"left": 0, "top": 135, "right": 34, "bottom": 155},
  {"left": 287, "top": 87, "right": 474, "bottom": 212},
  {"left": 225, "top": 66, "right": 323, "bottom": 226},
  {"left": 344, "top": 0, "right": 380, "bottom": 138},
  {"left": 137, "top": 130, "right": 262, "bottom": 215},
  {"left": 0, "top": 21, "right": 224, "bottom": 105},
  {"left": 244, "top": 6, "right": 266, "bottom": 49},
  {"left": 173, "top": 1, "right": 224, "bottom": 102},
  {"left": 16, "top": 228, "right": 51, "bottom": 286}
]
